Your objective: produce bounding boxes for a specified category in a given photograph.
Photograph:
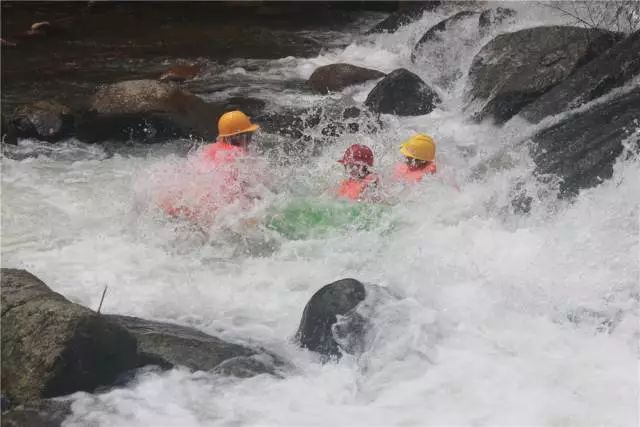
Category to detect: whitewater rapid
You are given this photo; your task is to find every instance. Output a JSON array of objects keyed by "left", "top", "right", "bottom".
[{"left": 2, "top": 3, "right": 638, "bottom": 426}]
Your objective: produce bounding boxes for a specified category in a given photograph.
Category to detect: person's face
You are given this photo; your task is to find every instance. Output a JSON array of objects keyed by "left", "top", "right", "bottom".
[
  {"left": 405, "top": 156, "right": 428, "bottom": 168},
  {"left": 228, "top": 132, "right": 253, "bottom": 149},
  {"left": 345, "top": 163, "right": 367, "bottom": 179}
]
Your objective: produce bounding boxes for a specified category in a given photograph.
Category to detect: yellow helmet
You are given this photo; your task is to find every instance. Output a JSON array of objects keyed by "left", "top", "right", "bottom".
[
  {"left": 400, "top": 134, "right": 436, "bottom": 161},
  {"left": 218, "top": 110, "right": 259, "bottom": 137}
]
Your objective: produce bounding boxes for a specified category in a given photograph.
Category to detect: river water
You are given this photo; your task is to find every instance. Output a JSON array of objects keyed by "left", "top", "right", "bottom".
[{"left": 2, "top": 2, "right": 639, "bottom": 426}]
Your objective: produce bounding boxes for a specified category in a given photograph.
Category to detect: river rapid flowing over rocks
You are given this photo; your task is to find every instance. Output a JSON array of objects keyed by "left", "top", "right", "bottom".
[{"left": 1, "top": 2, "right": 639, "bottom": 426}]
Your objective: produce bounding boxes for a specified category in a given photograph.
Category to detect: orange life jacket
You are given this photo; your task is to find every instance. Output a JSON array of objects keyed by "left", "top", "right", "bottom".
[
  {"left": 393, "top": 162, "right": 436, "bottom": 184},
  {"left": 337, "top": 173, "right": 379, "bottom": 201},
  {"left": 200, "top": 141, "right": 247, "bottom": 165},
  {"left": 160, "top": 141, "right": 247, "bottom": 223}
]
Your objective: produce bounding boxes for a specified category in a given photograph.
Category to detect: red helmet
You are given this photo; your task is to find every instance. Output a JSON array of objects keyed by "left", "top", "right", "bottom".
[{"left": 338, "top": 144, "right": 374, "bottom": 167}]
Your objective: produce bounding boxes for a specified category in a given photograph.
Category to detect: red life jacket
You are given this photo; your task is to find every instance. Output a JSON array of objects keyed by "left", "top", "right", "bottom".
[
  {"left": 337, "top": 174, "right": 379, "bottom": 201},
  {"left": 393, "top": 162, "right": 436, "bottom": 184}
]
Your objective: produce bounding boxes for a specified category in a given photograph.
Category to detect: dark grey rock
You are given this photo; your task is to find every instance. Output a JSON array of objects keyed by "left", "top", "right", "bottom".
[
  {"left": 365, "top": 68, "right": 440, "bottom": 116},
  {"left": 367, "top": 2, "right": 440, "bottom": 34},
  {"left": 478, "top": 7, "right": 517, "bottom": 31},
  {"left": 411, "top": 11, "right": 479, "bottom": 63},
  {"left": 104, "top": 314, "right": 263, "bottom": 372},
  {"left": 520, "top": 30, "right": 640, "bottom": 124},
  {"left": 467, "top": 26, "right": 621, "bottom": 124},
  {"left": 531, "top": 87, "right": 640, "bottom": 197},
  {"left": 295, "top": 278, "right": 367, "bottom": 359},
  {"left": 1, "top": 269, "right": 139, "bottom": 404},
  {"left": 10, "top": 101, "right": 75, "bottom": 142},
  {"left": 307, "top": 63, "right": 385, "bottom": 94},
  {"left": 212, "top": 355, "right": 280, "bottom": 378}
]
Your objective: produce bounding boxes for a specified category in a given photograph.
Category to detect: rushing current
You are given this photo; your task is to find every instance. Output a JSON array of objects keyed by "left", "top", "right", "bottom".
[{"left": 2, "top": 3, "right": 639, "bottom": 426}]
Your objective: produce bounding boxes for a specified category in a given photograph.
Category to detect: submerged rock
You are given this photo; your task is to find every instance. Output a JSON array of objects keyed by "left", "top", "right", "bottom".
[
  {"left": 466, "top": 26, "right": 620, "bottom": 124},
  {"left": 159, "top": 63, "right": 204, "bottom": 83},
  {"left": 307, "top": 63, "right": 385, "bottom": 94},
  {"left": 531, "top": 87, "right": 640, "bottom": 197},
  {"left": 411, "top": 10, "right": 486, "bottom": 88},
  {"left": 212, "top": 355, "right": 280, "bottom": 378},
  {"left": 520, "top": 30, "right": 640, "bottom": 124},
  {"left": 365, "top": 68, "right": 440, "bottom": 116},
  {"left": 1, "top": 269, "right": 139, "bottom": 404},
  {"left": 104, "top": 314, "right": 271, "bottom": 372},
  {"left": 411, "top": 10, "right": 479, "bottom": 63},
  {"left": 295, "top": 278, "right": 367, "bottom": 359},
  {"left": 478, "top": 7, "right": 517, "bottom": 32},
  {"left": 0, "top": 399, "right": 71, "bottom": 427},
  {"left": 9, "top": 101, "right": 75, "bottom": 142},
  {"left": 76, "top": 79, "right": 223, "bottom": 142}
]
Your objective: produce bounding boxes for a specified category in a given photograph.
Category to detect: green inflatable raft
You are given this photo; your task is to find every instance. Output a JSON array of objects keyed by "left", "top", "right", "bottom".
[{"left": 265, "top": 198, "right": 391, "bottom": 240}]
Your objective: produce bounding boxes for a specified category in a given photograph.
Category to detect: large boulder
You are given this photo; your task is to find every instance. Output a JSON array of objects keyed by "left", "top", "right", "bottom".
[
  {"left": 1, "top": 269, "right": 139, "bottom": 404},
  {"left": 9, "top": 101, "right": 75, "bottom": 142},
  {"left": 410, "top": 11, "right": 480, "bottom": 88},
  {"left": 367, "top": 2, "right": 441, "bottom": 34},
  {"left": 0, "top": 399, "right": 71, "bottom": 427},
  {"left": 295, "top": 278, "right": 367, "bottom": 359},
  {"left": 531, "top": 87, "right": 640, "bottom": 197},
  {"left": 365, "top": 68, "right": 440, "bottom": 116},
  {"left": 411, "top": 8, "right": 516, "bottom": 88},
  {"left": 104, "top": 314, "right": 279, "bottom": 375},
  {"left": 478, "top": 7, "right": 517, "bottom": 31},
  {"left": 76, "top": 80, "right": 222, "bottom": 142},
  {"left": 466, "top": 26, "right": 621, "bottom": 124},
  {"left": 307, "top": 63, "right": 385, "bottom": 94},
  {"left": 410, "top": 10, "right": 479, "bottom": 62},
  {"left": 520, "top": 30, "right": 640, "bottom": 124}
]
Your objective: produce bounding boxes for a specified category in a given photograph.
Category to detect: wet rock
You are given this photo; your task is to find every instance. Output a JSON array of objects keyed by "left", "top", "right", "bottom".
[
  {"left": 411, "top": 10, "right": 487, "bottom": 87},
  {"left": 104, "top": 315, "right": 270, "bottom": 373},
  {"left": 467, "top": 26, "right": 621, "bottom": 124},
  {"left": 411, "top": 10, "right": 479, "bottom": 63},
  {"left": 307, "top": 63, "right": 385, "bottom": 94},
  {"left": 9, "top": 101, "right": 75, "bottom": 142},
  {"left": 223, "top": 96, "right": 266, "bottom": 118},
  {"left": 0, "top": 399, "right": 71, "bottom": 427},
  {"left": 531, "top": 87, "right": 640, "bottom": 197},
  {"left": 295, "top": 278, "right": 367, "bottom": 359},
  {"left": 520, "top": 30, "right": 640, "bottom": 124},
  {"left": 365, "top": 68, "right": 440, "bottom": 116},
  {"left": 1, "top": 269, "right": 139, "bottom": 404},
  {"left": 212, "top": 355, "right": 280, "bottom": 378},
  {"left": 76, "top": 79, "right": 223, "bottom": 143},
  {"left": 367, "top": 2, "right": 441, "bottom": 34},
  {"left": 159, "top": 63, "right": 204, "bottom": 83},
  {"left": 1, "top": 114, "right": 18, "bottom": 145},
  {"left": 478, "top": 7, "right": 517, "bottom": 32}
]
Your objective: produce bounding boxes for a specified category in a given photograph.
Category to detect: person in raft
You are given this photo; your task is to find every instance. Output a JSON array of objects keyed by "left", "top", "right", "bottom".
[
  {"left": 200, "top": 110, "right": 259, "bottom": 166},
  {"left": 393, "top": 133, "right": 437, "bottom": 184},
  {"left": 335, "top": 144, "right": 382, "bottom": 202},
  {"left": 161, "top": 110, "right": 262, "bottom": 223}
]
